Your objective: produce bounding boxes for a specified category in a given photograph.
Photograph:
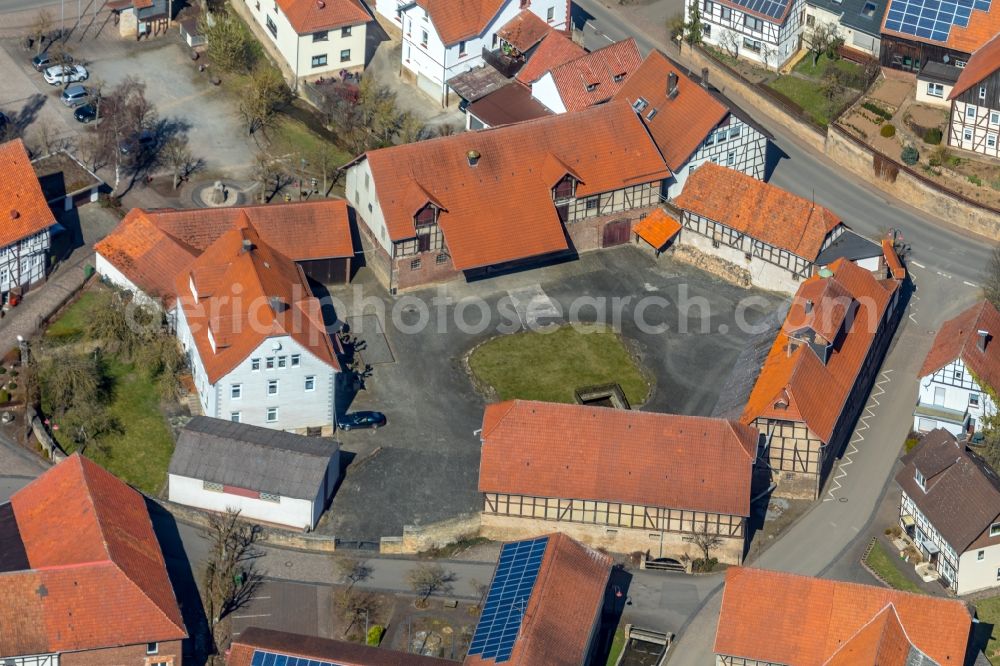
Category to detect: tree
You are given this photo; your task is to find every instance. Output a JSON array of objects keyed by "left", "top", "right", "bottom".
[
  {"left": 49, "top": 43, "right": 74, "bottom": 89},
  {"left": 985, "top": 246, "right": 1000, "bottom": 311},
  {"left": 39, "top": 349, "right": 105, "bottom": 415},
  {"left": 252, "top": 150, "right": 285, "bottom": 202},
  {"left": 806, "top": 22, "right": 843, "bottom": 65},
  {"left": 238, "top": 64, "right": 292, "bottom": 136},
  {"left": 691, "top": 523, "right": 722, "bottom": 564},
  {"left": 309, "top": 143, "right": 341, "bottom": 195},
  {"left": 96, "top": 77, "right": 156, "bottom": 192},
  {"left": 719, "top": 29, "right": 740, "bottom": 59},
  {"left": 334, "top": 557, "right": 372, "bottom": 590},
  {"left": 201, "top": 509, "right": 263, "bottom": 645},
  {"left": 162, "top": 135, "right": 194, "bottom": 189},
  {"left": 819, "top": 70, "right": 842, "bottom": 102},
  {"left": 406, "top": 563, "right": 454, "bottom": 603},
  {"left": 684, "top": 2, "right": 703, "bottom": 46},
  {"left": 28, "top": 10, "right": 53, "bottom": 55},
  {"left": 397, "top": 112, "right": 425, "bottom": 145},
  {"left": 200, "top": 9, "right": 260, "bottom": 73},
  {"left": 667, "top": 12, "right": 686, "bottom": 42},
  {"left": 62, "top": 401, "right": 120, "bottom": 452},
  {"left": 86, "top": 288, "right": 160, "bottom": 359},
  {"left": 334, "top": 588, "right": 380, "bottom": 637}
]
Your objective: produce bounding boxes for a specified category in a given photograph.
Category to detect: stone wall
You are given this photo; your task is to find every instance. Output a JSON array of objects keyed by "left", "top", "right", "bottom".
[{"left": 379, "top": 512, "right": 483, "bottom": 554}]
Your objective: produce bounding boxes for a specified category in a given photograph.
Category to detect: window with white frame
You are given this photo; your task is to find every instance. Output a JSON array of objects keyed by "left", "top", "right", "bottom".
[
  {"left": 703, "top": 0, "right": 714, "bottom": 12},
  {"left": 991, "top": 111, "right": 1000, "bottom": 125},
  {"left": 278, "top": 356, "right": 287, "bottom": 369},
  {"left": 231, "top": 412, "right": 241, "bottom": 423},
  {"left": 266, "top": 15, "right": 277, "bottom": 37},
  {"left": 743, "top": 36, "right": 762, "bottom": 52},
  {"left": 703, "top": 23, "right": 711, "bottom": 37},
  {"left": 458, "top": 40, "right": 466, "bottom": 56},
  {"left": 311, "top": 54, "right": 328, "bottom": 68},
  {"left": 729, "top": 125, "right": 742, "bottom": 138},
  {"left": 964, "top": 128, "right": 973, "bottom": 141},
  {"left": 926, "top": 82, "right": 943, "bottom": 97},
  {"left": 991, "top": 523, "right": 1000, "bottom": 537},
  {"left": 989, "top": 133, "right": 998, "bottom": 149},
  {"left": 967, "top": 106, "right": 976, "bottom": 120},
  {"left": 547, "top": 6, "right": 554, "bottom": 21},
  {"left": 251, "top": 358, "right": 260, "bottom": 371},
  {"left": 231, "top": 384, "right": 242, "bottom": 399},
  {"left": 305, "top": 375, "right": 315, "bottom": 391},
  {"left": 726, "top": 150, "right": 736, "bottom": 166},
  {"left": 979, "top": 550, "right": 986, "bottom": 560},
  {"left": 420, "top": 29, "right": 428, "bottom": 47},
  {"left": 291, "top": 354, "right": 300, "bottom": 367},
  {"left": 266, "top": 356, "right": 275, "bottom": 369},
  {"left": 340, "top": 49, "right": 351, "bottom": 62},
  {"left": 980, "top": 85, "right": 988, "bottom": 100},
  {"left": 971, "top": 393, "right": 981, "bottom": 407},
  {"left": 721, "top": 6, "right": 731, "bottom": 18},
  {"left": 268, "top": 379, "right": 279, "bottom": 396},
  {"left": 147, "top": 643, "right": 159, "bottom": 655},
  {"left": 743, "top": 15, "right": 764, "bottom": 30},
  {"left": 915, "top": 468, "right": 926, "bottom": 490},
  {"left": 266, "top": 407, "right": 278, "bottom": 422}
]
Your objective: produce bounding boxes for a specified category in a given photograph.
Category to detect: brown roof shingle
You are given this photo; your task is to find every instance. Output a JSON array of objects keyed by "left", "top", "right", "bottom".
[
  {"left": 479, "top": 400, "right": 758, "bottom": 517},
  {"left": 714, "top": 567, "right": 973, "bottom": 665},
  {"left": 1, "top": 454, "right": 186, "bottom": 656},
  {"left": 0, "top": 139, "right": 56, "bottom": 249},
  {"left": 545, "top": 38, "right": 643, "bottom": 111},
  {"left": 356, "top": 102, "right": 670, "bottom": 271},
  {"left": 919, "top": 299, "right": 1000, "bottom": 393},
  {"left": 674, "top": 161, "right": 843, "bottom": 261},
  {"left": 497, "top": 9, "right": 552, "bottom": 53}
]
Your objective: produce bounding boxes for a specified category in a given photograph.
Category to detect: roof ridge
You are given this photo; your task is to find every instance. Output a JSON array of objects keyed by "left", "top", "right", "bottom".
[
  {"left": 481, "top": 399, "right": 519, "bottom": 439},
  {"left": 110, "top": 548, "right": 188, "bottom": 638},
  {"left": 74, "top": 455, "right": 114, "bottom": 563}
]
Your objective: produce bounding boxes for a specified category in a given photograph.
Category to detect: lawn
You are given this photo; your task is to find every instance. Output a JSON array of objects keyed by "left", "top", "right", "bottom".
[
  {"left": 974, "top": 596, "right": 1000, "bottom": 663},
  {"left": 863, "top": 540, "right": 924, "bottom": 594},
  {"left": 468, "top": 325, "right": 650, "bottom": 405},
  {"left": 606, "top": 628, "right": 626, "bottom": 666},
  {"left": 793, "top": 53, "right": 863, "bottom": 79},
  {"left": 42, "top": 290, "right": 175, "bottom": 494},
  {"left": 765, "top": 76, "right": 851, "bottom": 128}
]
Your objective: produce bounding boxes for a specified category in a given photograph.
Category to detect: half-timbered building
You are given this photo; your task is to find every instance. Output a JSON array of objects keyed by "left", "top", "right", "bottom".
[
  {"left": 688, "top": 0, "right": 806, "bottom": 68},
  {"left": 478, "top": 400, "right": 760, "bottom": 565},
  {"left": 0, "top": 139, "right": 55, "bottom": 305},
  {"left": 913, "top": 299, "right": 999, "bottom": 436},
  {"left": 714, "top": 568, "right": 974, "bottom": 666},
  {"left": 612, "top": 50, "right": 769, "bottom": 198},
  {"left": 716, "top": 259, "right": 903, "bottom": 500},
  {"left": 343, "top": 101, "right": 670, "bottom": 291},
  {"left": 948, "top": 32, "right": 1000, "bottom": 158}
]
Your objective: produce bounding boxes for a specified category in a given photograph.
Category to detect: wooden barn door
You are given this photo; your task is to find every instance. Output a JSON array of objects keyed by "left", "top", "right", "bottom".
[{"left": 602, "top": 219, "right": 630, "bottom": 247}]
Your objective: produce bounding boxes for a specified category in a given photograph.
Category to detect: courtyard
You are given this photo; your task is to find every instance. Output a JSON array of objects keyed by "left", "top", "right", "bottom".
[{"left": 320, "top": 244, "right": 786, "bottom": 541}]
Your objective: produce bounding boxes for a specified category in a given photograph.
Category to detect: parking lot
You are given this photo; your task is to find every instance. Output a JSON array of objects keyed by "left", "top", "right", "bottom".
[
  {"left": 0, "top": 32, "right": 255, "bottom": 176},
  {"left": 321, "top": 245, "right": 786, "bottom": 542}
]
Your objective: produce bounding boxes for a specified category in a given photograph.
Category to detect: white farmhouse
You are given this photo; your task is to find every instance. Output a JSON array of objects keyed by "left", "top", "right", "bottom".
[
  {"left": 0, "top": 139, "right": 55, "bottom": 305},
  {"left": 169, "top": 416, "right": 340, "bottom": 529},
  {"left": 897, "top": 428, "right": 1000, "bottom": 595},
  {"left": 914, "top": 299, "right": 999, "bottom": 437},
  {"left": 373, "top": 0, "right": 569, "bottom": 105},
  {"left": 243, "top": 0, "right": 372, "bottom": 84},
  {"left": 688, "top": 0, "right": 806, "bottom": 68}
]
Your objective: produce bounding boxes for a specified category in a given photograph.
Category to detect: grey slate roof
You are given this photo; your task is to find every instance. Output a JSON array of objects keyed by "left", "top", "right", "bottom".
[
  {"left": 712, "top": 303, "right": 788, "bottom": 420},
  {"left": 917, "top": 61, "right": 962, "bottom": 84},
  {"left": 896, "top": 428, "right": 1000, "bottom": 552},
  {"left": 805, "top": 0, "right": 888, "bottom": 37},
  {"left": 169, "top": 416, "right": 339, "bottom": 500},
  {"left": 815, "top": 229, "right": 882, "bottom": 264}
]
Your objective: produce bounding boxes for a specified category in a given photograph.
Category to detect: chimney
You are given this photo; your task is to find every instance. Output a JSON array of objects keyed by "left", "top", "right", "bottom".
[
  {"left": 269, "top": 296, "right": 286, "bottom": 313},
  {"left": 701, "top": 67, "right": 710, "bottom": 88},
  {"left": 667, "top": 72, "right": 679, "bottom": 99},
  {"left": 467, "top": 149, "right": 481, "bottom": 167},
  {"left": 317, "top": 0, "right": 325, "bottom": 7},
  {"left": 804, "top": 299, "right": 813, "bottom": 314},
  {"left": 241, "top": 238, "right": 253, "bottom": 253},
  {"left": 978, "top": 329, "right": 990, "bottom": 353},
  {"left": 10, "top": 209, "right": 19, "bottom": 220}
]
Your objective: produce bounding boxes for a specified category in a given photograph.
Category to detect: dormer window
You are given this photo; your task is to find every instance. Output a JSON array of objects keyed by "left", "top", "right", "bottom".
[
  {"left": 415, "top": 204, "right": 437, "bottom": 227},
  {"left": 552, "top": 175, "right": 576, "bottom": 202},
  {"left": 915, "top": 468, "right": 926, "bottom": 491},
  {"left": 631, "top": 97, "right": 648, "bottom": 113},
  {"left": 586, "top": 82, "right": 598, "bottom": 92},
  {"left": 992, "top": 523, "right": 1000, "bottom": 537},
  {"left": 189, "top": 275, "right": 198, "bottom": 303}
]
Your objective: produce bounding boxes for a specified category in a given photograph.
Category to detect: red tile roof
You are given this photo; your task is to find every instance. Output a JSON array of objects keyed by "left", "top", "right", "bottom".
[
  {"left": 714, "top": 568, "right": 972, "bottom": 665},
  {"left": 0, "top": 139, "right": 56, "bottom": 248},
  {"left": 545, "top": 38, "right": 643, "bottom": 111},
  {"left": 515, "top": 31, "right": 586, "bottom": 85},
  {"left": 919, "top": 299, "right": 1000, "bottom": 393},
  {"left": 415, "top": 0, "right": 507, "bottom": 45},
  {"left": 674, "top": 162, "right": 843, "bottom": 261},
  {"left": 479, "top": 400, "right": 759, "bottom": 517},
  {"left": 951, "top": 32, "right": 1000, "bottom": 99},
  {"left": 1, "top": 455, "right": 186, "bottom": 656},
  {"left": 497, "top": 9, "right": 552, "bottom": 53},
  {"left": 229, "top": 627, "right": 454, "bottom": 666},
  {"left": 355, "top": 102, "right": 670, "bottom": 271},
  {"left": 882, "top": 2, "right": 1000, "bottom": 54},
  {"left": 612, "top": 50, "right": 729, "bottom": 171},
  {"left": 881, "top": 239, "right": 906, "bottom": 280},
  {"left": 467, "top": 82, "right": 552, "bottom": 127},
  {"left": 175, "top": 218, "right": 341, "bottom": 384},
  {"left": 276, "top": 0, "right": 370, "bottom": 35},
  {"left": 96, "top": 199, "right": 353, "bottom": 308},
  {"left": 633, "top": 208, "right": 681, "bottom": 249},
  {"left": 741, "top": 260, "right": 899, "bottom": 442},
  {"left": 464, "top": 534, "right": 612, "bottom": 666}
]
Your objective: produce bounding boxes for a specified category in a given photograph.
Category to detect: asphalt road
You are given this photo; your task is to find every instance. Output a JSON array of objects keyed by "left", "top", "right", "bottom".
[{"left": 576, "top": 0, "right": 995, "bottom": 288}]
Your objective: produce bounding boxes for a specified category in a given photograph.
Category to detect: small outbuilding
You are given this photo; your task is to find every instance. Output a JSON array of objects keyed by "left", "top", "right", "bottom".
[{"left": 168, "top": 416, "right": 340, "bottom": 530}]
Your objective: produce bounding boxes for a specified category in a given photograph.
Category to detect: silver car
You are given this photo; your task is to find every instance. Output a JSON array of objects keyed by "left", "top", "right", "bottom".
[{"left": 61, "top": 84, "right": 89, "bottom": 108}]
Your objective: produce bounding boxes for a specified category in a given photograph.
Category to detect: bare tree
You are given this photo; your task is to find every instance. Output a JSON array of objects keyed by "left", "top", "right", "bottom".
[
  {"left": 162, "top": 135, "right": 194, "bottom": 189},
  {"left": 691, "top": 524, "right": 723, "bottom": 564},
  {"left": 309, "top": 143, "right": 340, "bottom": 195},
  {"left": 252, "top": 150, "right": 285, "bottom": 202},
  {"left": 806, "top": 22, "right": 843, "bottom": 65},
  {"left": 719, "top": 29, "right": 740, "bottom": 59},
  {"left": 334, "top": 556, "right": 372, "bottom": 590},
  {"left": 28, "top": 10, "right": 53, "bottom": 55},
  {"left": 761, "top": 44, "right": 778, "bottom": 71},
  {"left": 97, "top": 77, "right": 156, "bottom": 192},
  {"left": 201, "top": 508, "right": 263, "bottom": 653},
  {"left": 407, "top": 563, "right": 454, "bottom": 604},
  {"left": 31, "top": 121, "right": 59, "bottom": 156},
  {"left": 239, "top": 64, "right": 292, "bottom": 137}
]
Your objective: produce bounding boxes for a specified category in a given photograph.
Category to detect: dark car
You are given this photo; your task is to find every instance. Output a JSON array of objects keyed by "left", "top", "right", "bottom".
[
  {"left": 31, "top": 51, "right": 72, "bottom": 72},
  {"left": 0, "top": 112, "right": 7, "bottom": 132},
  {"left": 73, "top": 103, "right": 97, "bottom": 123},
  {"left": 119, "top": 129, "right": 155, "bottom": 155},
  {"left": 336, "top": 411, "right": 386, "bottom": 431}
]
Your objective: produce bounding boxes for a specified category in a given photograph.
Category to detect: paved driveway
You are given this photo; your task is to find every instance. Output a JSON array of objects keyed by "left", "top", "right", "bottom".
[{"left": 320, "top": 245, "right": 785, "bottom": 542}]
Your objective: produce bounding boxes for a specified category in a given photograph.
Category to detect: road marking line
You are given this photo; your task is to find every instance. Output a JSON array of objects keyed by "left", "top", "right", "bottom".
[
  {"left": 232, "top": 613, "right": 271, "bottom": 619},
  {"left": 911, "top": 261, "right": 926, "bottom": 268},
  {"left": 964, "top": 280, "right": 979, "bottom": 288},
  {"left": 935, "top": 271, "right": 952, "bottom": 279},
  {"left": 824, "top": 370, "right": 892, "bottom": 502},
  {"left": 250, "top": 595, "right": 271, "bottom": 600}
]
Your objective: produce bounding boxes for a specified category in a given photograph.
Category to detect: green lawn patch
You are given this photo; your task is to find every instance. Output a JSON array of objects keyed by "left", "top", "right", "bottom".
[
  {"left": 468, "top": 325, "right": 650, "bottom": 405},
  {"left": 973, "top": 596, "right": 1000, "bottom": 663},
  {"left": 765, "top": 76, "right": 849, "bottom": 128},
  {"left": 606, "top": 628, "right": 626, "bottom": 666},
  {"left": 793, "top": 53, "right": 863, "bottom": 79},
  {"left": 44, "top": 291, "right": 100, "bottom": 341},
  {"left": 864, "top": 540, "right": 924, "bottom": 594}
]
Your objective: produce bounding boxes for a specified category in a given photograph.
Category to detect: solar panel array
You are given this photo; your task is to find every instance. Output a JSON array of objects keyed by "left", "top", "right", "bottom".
[
  {"left": 249, "top": 650, "right": 338, "bottom": 666},
  {"left": 884, "top": 0, "right": 992, "bottom": 43},
  {"left": 467, "top": 536, "right": 549, "bottom": 663},
  {"left": 725, "top": 0, "right": 791, "bottom": 21}
]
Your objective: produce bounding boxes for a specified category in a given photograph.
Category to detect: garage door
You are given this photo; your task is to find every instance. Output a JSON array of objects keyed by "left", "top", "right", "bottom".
[
  {"left": 602, "top": 219, "right": 631, "bottom": 248},
  {"left": 417, "top": 73, "right": 442, "bottom": 102}
]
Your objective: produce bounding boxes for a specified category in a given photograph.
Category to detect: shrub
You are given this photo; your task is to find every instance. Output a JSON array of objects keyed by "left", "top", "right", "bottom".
[
  {"left": 0, "top": 390, "right": 9, "bottom": 404},
  {"left": 923, "top": 127, "right": 943, "bottom": 145},
  {"left": 862, "top": 100, "right": 892, "bottom": 120},
  {"left": 880, "top": 123, "right": 896, "bottom": 138},
  {"left": 929, "top": 145, "right": 951, "bottom": 167},
  {"left": 901, "top": 144, "right": 919, "bottom": 165},
  {"left": 969, "top": 174, "right": 983, "bottom": 186},
  {"left": 366, "top": 625, "right": 385, "bottom": 646}
]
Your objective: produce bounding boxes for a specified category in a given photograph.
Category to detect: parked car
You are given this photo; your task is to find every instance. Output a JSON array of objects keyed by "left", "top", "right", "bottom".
[
  {"left": 31, "top": 52, "right": 73, "bottom": 71},
  {"left": 73, "top": 103, "right": 98, "bottom": 123},
  {"left": 118, "top": 129, "right": 155, "bottom": 155},
  {"left": 43, "top": 64, "right": 88, "bottom": 85},
  {"left": 0, "top": 112, "right": 7, "bottom": 132},
  {"left": 336, "top": 411, "right": 386, "bottom": 431},
  {"left": 61, "top": 84, "right": 89, "bottom": 108}
]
